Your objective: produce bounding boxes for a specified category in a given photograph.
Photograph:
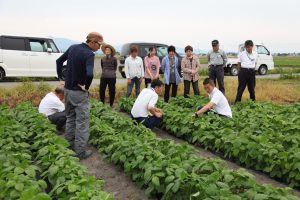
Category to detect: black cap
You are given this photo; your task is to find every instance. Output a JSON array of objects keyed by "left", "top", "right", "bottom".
[{"left": 212, "top": 40, "right": 219, "bottom": 46}]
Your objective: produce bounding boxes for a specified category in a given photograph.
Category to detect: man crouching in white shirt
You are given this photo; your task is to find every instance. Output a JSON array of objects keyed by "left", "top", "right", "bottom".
[
  {"left": 193, "top": 78, "right": 232, "bottom": 118},
  {"left": 38, "top": 86, "right": 66, "bottom": 134},
  {"left": 131, "top": 79, "right": 164, "bottom": 129}
]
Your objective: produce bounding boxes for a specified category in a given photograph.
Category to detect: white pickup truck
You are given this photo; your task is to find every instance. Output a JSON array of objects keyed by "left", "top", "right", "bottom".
[
  {"left": 225, "top": 44, "right": 275, "bottom": 76},
  {"left": 0, "top": 35, "right": 64, "bottom": 80}
]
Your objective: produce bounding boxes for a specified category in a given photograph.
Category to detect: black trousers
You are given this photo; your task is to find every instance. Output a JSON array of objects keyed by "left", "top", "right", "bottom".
[
  {"left": 145, "top": 78, "right": 160, "bottom": 88},
  {"left": 209, "top": 65, "right": 225, "bottom": 94},
  {"left": 131, "top": 114, "right": 163, "bottom": 129},
  {"left": 184, "top": 80, "right": 200, "bottom": 97},
  {"left": 100, "top": 78, "right": 116, "bottom": 106},
  {"left": 164, "top": 83, "right": 178, "bottom": 102},
  {"left": 235, "top": 68, "right": 256, "bottom": 102},
  {"left": 145, "top": 78, "right": 152, "bottom": 88},
  {"left": 48, "top": 111, "right": 66, "bottom": 132},
  {"left": 197, "top": 106, "right": 228, "bottom": 117}
]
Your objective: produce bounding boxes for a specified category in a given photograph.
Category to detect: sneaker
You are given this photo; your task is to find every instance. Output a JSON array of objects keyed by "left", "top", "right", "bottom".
[{"left": 76, "top": 150, "right": 93, "bottom": 159}]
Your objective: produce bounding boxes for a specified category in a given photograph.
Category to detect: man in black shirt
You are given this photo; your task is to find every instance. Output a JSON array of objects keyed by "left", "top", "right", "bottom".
[{"left": 56, "top": 32, "right": 104, "bottom": 159}]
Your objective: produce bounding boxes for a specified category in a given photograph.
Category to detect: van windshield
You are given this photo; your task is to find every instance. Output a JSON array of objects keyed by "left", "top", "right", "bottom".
[{"left": 157, "top": 46, "right": 168, "bottom": 57}]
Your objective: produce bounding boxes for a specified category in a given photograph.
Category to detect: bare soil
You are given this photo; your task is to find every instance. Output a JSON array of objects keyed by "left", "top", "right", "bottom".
[{"left": 80, "top": 145, "right": 156, "bottom": 200}]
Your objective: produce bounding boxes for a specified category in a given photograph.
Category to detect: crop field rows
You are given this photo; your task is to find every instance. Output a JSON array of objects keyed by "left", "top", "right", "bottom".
[
  {"left": 0, "top": 103, "right": 113, "bottom": 200},
  {"left": 88, "top": 101, "right": 300, "bottom": 199},
  {"left": 1, "top": 99, "right": 300, "bottom": 199},
  {"left": 119, "top": 97, "right": 300, "bottom": 192}
]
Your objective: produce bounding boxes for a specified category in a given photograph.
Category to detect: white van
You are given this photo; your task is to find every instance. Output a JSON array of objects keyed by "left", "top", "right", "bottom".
[
  {"left": 0, "top": 35, "right": 64, "bottom": 80},
  {"left": 225, "top": 44, "right": 275, "bottom": 76}
]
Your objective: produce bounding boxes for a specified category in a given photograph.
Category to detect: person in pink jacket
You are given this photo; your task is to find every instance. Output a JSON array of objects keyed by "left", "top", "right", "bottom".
[{"left": 144, "top": 47, "right": 161, "bottom": 88}]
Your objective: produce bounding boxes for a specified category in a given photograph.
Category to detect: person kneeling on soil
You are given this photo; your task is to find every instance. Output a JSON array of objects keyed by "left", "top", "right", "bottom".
[
  {"left": 192, "top": 78, "right": 232, "bottom": 118},
  {"left": 131, "top": 79, "right": 164, "bottom": 129},
  {"left": 38, "top": 86, "right": 66, "bottom": 134}
]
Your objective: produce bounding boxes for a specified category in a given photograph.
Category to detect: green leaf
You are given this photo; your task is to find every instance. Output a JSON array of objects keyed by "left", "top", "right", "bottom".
[
  {"left": 254, "top": 194, "right": 268, "bottom": 200},
  {"left": 38, "top": 180, "right": 47, "bottom": 189},
  {"left": 49, "top": 166, "right": 59, "bottom": 177},
  {"left": 165, "top": 175, "right": 175, "bottom": 183},
  {"left": 15, "top": 183, "right": 24, "bottom": 191},
  {"left": 68, "top": 184, "right": 78, "bottom": 192},
  {"left": 165, "top": 183, "right": 174, "bottom": 194},
  {"left": 14, "top": 167, "right": 24, "bottom": 175},
  {"left": 25, "top": 167, "right": 36, "bottom": 177},
  {"left": 144, "top": 170, "right": 152, "bottom": 182},
  {"left": 152, "top": 176, "right": 160, "bottom": 187},
  {"left": 224, "top": 174, "right": 234, "bottom": 182},
  {"left": 172, "top": 180, "right": 180, "bottom": 193},
  {"left": 120, "top": 155, "right": 126, "bottom": 162}
]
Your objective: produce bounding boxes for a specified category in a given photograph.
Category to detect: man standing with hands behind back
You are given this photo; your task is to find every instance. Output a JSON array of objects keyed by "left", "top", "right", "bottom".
[
  {"left": 207, "top": 40, "right": 228, "bottom": 94},
  {"left": 235, "top": 40, "right": 258, "bottom": 103},
  {"left": 56, "top": 32, "right": 104, "bottom": 159}
]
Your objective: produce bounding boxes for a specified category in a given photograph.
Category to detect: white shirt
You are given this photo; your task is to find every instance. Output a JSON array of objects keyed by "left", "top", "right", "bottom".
[
  {"left": 131, "top": 88, "right": 158, "bottom": 118},
  {"left": 238, "top": 50, "right": 258, "bottom": 69},
  {"left": 209, "top": 87, "right": 232, "bottom": 118},
  {"left": 125, "top": 55, "right": 144, "bottom": 79},
  {"left": 38, "top": 92, "right": 65, "bottom": 117}
]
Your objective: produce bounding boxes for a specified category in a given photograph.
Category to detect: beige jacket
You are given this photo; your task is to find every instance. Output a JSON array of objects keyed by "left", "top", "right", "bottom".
[{"left": 181, "top": 56, "right": 200, "bottom": 82}]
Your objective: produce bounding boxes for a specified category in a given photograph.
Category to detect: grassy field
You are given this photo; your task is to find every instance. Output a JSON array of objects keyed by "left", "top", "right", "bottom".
[
  {"left": 199, "top": 56, "right": 300, "bottom": 67},
  {"left": 274, "top": 56, "right": 300, "bottom": 67},
  {"left": 1, "top": 77, "right": 299, "bottom": 107}
]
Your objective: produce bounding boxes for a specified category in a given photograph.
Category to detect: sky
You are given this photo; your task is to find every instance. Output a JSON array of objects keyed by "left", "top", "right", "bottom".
[{"left": 0, "top": 0, "right": 299, "bottom": 53}]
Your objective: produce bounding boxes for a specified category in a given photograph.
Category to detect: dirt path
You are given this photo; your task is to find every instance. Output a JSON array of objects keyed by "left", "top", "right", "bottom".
[
  {"left": 80, "top": 145, "right": 156, "bottom": 200},
  {"left": 153, "top": 127, "right": 300, "bottom": 197}
]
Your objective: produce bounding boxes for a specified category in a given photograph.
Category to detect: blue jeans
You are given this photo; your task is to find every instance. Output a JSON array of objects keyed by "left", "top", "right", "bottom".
[
  {"left": 126, "top": 77, "right": 141, "bottom": 97},
  {"left": 131, "top": 115, "right": 163, "bottom": 129}
]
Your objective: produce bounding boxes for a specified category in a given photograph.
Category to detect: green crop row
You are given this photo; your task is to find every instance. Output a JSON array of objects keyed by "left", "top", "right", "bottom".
[
  {"left": 119, "top": 96, "right": 300, "bottom": 189},
  {"left": 0, "top": 103, "right": 114, "bottom": 200},
  {"left": 0, "top": 106, "right": 51, "bottom": 200},
  {"left": 90, "top": 100, "right": 299, "bottom": 200}
]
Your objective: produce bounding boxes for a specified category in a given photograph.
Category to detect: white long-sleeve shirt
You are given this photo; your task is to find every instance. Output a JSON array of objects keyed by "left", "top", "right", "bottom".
[
  {"left": 38, "top": 92, "right": 65, "bottom": 116},
  {"left": 124, "top": 55, "right": 144, "bottom": 79}
]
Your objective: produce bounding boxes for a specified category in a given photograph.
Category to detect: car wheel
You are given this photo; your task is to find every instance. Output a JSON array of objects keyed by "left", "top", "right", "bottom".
[
  {"left": 230, "top": 65, "right": 239, "bottom": 76},
  {"left": 258, "top": 65, "right": 268, "bottom": 75},
  {"left": 0, "top": 68, "right": 5, "bottom": 81}
]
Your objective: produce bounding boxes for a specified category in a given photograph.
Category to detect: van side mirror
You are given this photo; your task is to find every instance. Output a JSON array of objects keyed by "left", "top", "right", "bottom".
[{"left": 47, "top": 48, "right": 53, "bottom": 53}]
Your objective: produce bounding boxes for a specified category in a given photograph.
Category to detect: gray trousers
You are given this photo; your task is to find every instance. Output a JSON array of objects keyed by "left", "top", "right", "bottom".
[
  {"left": 209, "top": 65, "right": 225, "bottom": 94},
  {"left": 64, "top": 89, "right": 90, "bottom": 154},
  {"left": 48, "top": 111, "right": 66, "bottom": 132}
]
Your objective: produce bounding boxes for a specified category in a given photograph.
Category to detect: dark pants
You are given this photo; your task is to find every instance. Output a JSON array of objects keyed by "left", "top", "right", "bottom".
[
  {"left": 209, "top": 65, "right": 225, "bottom": 94},
  {"left": 164, "top": 83, "right": 178, "bottom": 102},
  {"left": 145, "top": 78, "right": 159, "bottom": 88},
  {"left": 132, "top": 115, "right": 163, "bottom": 129},
  {"left": 184, "top": 80, "right": 200, "bottom": 97},
  {"left": 48, "top": 111, "right": 66, "bottom": 132},
  {"left": 126, "top": 77, "right": 141, "bottom": 97},
  {"left": 197, "top": 106, "right": 227, "bottom": 117},
  {"left": 100, "top": 77, "right": 116, "bottom": 107},
  {"left": 145, "top": 78, "right": 152, "bottom": 88},
  {"left": 235, "top": 68, "right": 256, "bottom": 102}
]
